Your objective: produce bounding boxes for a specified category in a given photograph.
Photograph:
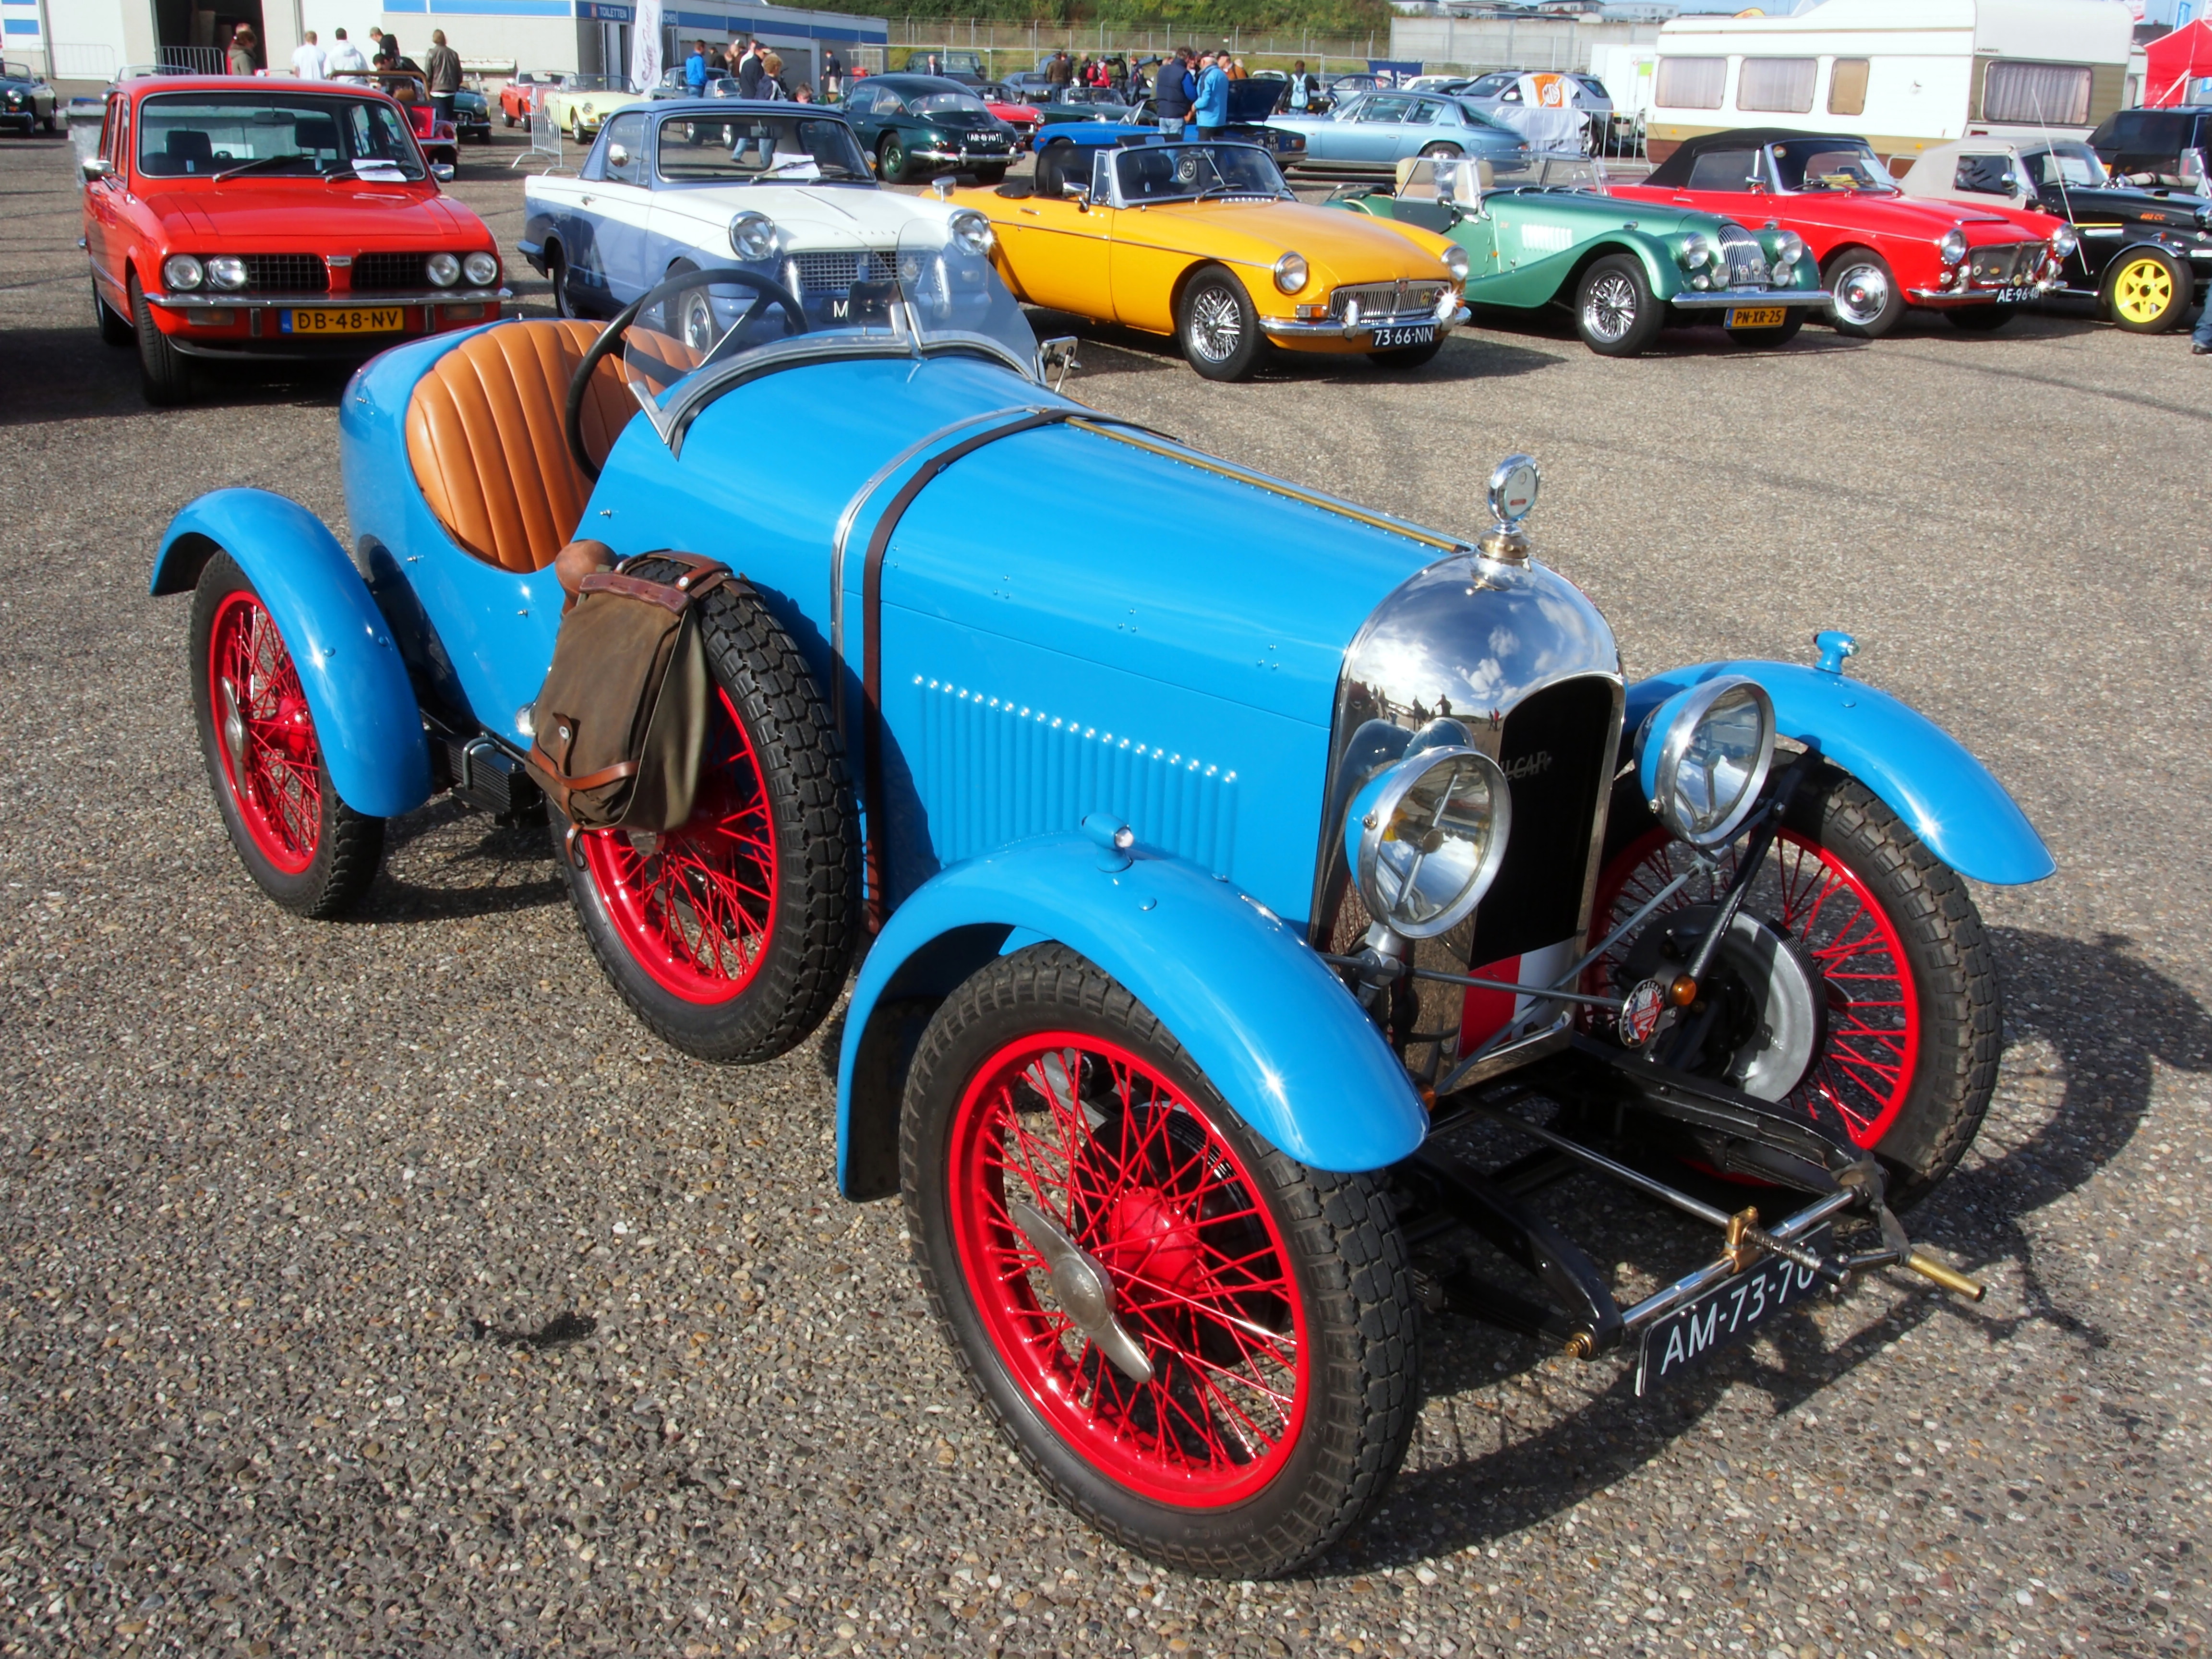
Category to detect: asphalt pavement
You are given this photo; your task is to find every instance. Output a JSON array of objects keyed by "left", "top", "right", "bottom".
[{"left": 1, "top": 124, "right": 2208, "bottom": 1659}]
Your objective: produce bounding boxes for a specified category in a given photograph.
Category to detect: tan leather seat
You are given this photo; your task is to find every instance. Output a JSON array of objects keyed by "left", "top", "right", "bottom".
[{"left": 405, "top": 319, "right": 638, "bottom": 575}]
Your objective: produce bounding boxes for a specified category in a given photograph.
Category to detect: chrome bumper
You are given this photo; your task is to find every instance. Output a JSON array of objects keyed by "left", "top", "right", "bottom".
[
  {"left": 1907, "top": 275, "right": 2063, "bottom": 307},
  {"left": 148, "top": 288, "right": 512, "bottom": 311},
  {"left": 1263, "top": 303, "right": 1470, "bottom": 340},
  {"left": 912, "top": 146, "right": 1015, "bottom": 165},
  {"left": 1667, "top": 287, "right": 1831, "bottom": 310}
]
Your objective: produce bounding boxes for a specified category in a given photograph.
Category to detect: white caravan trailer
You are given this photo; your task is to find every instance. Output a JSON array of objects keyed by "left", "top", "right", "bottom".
[{"left": 1643, "top": 0, "right": 2135, "bottom": 174}]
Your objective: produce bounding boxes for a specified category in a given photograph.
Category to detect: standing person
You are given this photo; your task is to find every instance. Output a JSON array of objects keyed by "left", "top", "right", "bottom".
[
  {"left": 424, "top": 30, "right": 462, "bottom": 125},
  {"left": 2193, "top": 305, "right": 2212, "bottom": 354},
  {"left": 822, "top": 49, "right": 842, "bottom": 99},
  {"left": 325, "top": 28, "right": 368, "bottom": 77},
  {"left": 1127, "top": 58, "right": 1149, "bottom": 100},
  {"left": 1154, "top": 48, "right": 1192, "bottom": 137},
  {"left": 290, "top": 30, "right": 325, "bottom": 78},
  {"left": 684, "top": 39, "right": 708, "bottom": 94},
  {"left": 736, "top": 40, "right": 765, "bottom": 99},
  {"left": 1229, "top": 58, "right": 1249, "bottom": 81},
  {"left": 758, "top": 51, "right": 787, "bottom": 100},
  {"left": 1046, "top": 49, "right": 1071, "bottom": 87},
  {"left": 1287, "top": 59, "right": 1313, "bottom": 113},
  {"left": 1192, "top": 49, "right": 1229, "bottom": 140},
  {"left": 227, "top": 24, "right": 258, "bottom": 76}
]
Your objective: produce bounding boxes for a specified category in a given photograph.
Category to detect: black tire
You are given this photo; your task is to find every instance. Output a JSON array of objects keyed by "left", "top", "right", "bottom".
[
  {"left": 1725, "top": 309, "right": 1806, "bottom": 349},
  {"left": 547, "top": 244, "right": 581, "bottom": 319},
  {"left": 878, "top": 132, "right": 909, "bottom": 184},
  {"left": 900, "top": 944, "right": 1420, "bottom": 1577},
  {"left": 570, "top": 110, "right": 585, "bottom": 145},
  {"left": 1823, "top": 247, "right": 1905, "bottom": 338},
  {"left": 1175, "top": 263, "right": 1264, "bottom": 381},
  {"left": 94, "top": 276, "right": 132, "bottom": 346},
  {"left": 556, "top": 561, "right": 857, "bottom": 1064},
  {"left": 1945, "top": 304, "right": 2015, "bottom": 333},
  {"left": 189, "top": 553, "right": 385, "bottom": 918},
  {"left": 2102, "top": 247, "right": 2188, "bottom": 333},
  {"left": 130, "top": 272, "right": 191, "bottom": 406},
  {"left": 1418, "top": 141, "right": 1460, "bottom": 159},
  {"left": 1574, "top": 252, "right": 1663, "bottom": 356},
  {"left": 1590, "top": 767, "right": 1999, "bottom": 1211},
  {"left": 503, "top": 108, "right": 516, "bottom": 128},
  {"left": 1366, "top": 338, "right": 1443, "bottom": 369}
]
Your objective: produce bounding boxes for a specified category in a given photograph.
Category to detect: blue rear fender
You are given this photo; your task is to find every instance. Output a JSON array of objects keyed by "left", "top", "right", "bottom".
[
  {"left": 1625, "top": 660, "right": 2054, "bottom": 886},
  {"left": 836, "top": 834, "right": 1430, "bottom": 1198},
  {"left": 152, "top": 487, "right": 433, "bottom": 820}
]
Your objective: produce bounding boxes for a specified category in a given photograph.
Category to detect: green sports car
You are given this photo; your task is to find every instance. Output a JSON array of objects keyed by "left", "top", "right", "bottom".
[{"left": 1332, "top": 155, "right": 1830, "bottom": 354}]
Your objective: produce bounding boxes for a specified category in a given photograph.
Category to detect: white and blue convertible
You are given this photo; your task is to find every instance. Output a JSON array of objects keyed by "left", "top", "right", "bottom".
[{"left": 521, "top": 99, "right": 978, "bottom": 337}]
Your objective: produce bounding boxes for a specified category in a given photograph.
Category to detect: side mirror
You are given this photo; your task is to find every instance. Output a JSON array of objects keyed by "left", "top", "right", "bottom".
[
  {"left": 606, "top": 141, "right": 630, "bottom": 168},
  {"left": 82, "top": 156, "right": 114, "bottom": 182},
  {"left": 1038, "top": 334, "right": 1079, "bottom": 391},
  {"left": 1061, "top": 180, "right": 1090, "bottom": 206}
]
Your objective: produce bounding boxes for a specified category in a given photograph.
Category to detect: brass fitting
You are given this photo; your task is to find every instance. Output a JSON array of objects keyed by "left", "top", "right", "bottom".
[
  {"left": 1724, "top": 1206, "right": 1759, "bottom": 1272},
  {"left": 1904, "top": 1251, "right": 1985, "bottom": 1302},
  {"left": 1562, "top": 1330, "right": 1595, "bottom": 1360}
]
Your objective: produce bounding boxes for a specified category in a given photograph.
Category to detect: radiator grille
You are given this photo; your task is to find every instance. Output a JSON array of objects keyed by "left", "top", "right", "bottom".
[
  {"left": 1967, "top": 242, "right": 2039, "bottom": 287},
  {"left": 1328, "top": 279, "right": 1451, "bottom": 321},
  {"left": 1718, "top": 224, "right": 1770, "bottom": 289},
  {"left": 242, "top": 253, "right": 330, "bottom": 294},
  {"left": 1466, "top": 674, "right": 1617, "bottom": 965},
  {"left": 351, "top": 251, "right": 435, "bottom": 291},
  {"left": 787, "top": 250, "right": 884, "bottom": 292}
]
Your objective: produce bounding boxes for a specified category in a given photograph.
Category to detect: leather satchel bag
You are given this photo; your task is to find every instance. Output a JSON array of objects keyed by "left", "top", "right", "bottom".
[{"left": 526, "top": 551, "right": 735, "bottom": 833}]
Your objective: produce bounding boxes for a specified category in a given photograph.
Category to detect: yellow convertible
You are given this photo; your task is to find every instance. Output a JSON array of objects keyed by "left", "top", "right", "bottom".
[{"left": 956, "top": 140, "right": 1470, "bottom": 380}]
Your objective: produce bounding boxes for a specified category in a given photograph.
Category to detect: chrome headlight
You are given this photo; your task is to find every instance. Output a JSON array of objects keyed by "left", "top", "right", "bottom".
[
  {"left": 1679, "top": 233, "right": 1713, "bottom": 270},
  {"left": 1638, "top": 676, "right": 1776, "bottom": 849},
  {"left": 1774, "top": 229, "right": 1804, "bottom": 266},
  {"left": 163, "top": 253, "right": 204, "bottom": 291},
  {"left": 1434, "top": 287, "right": 1457, "bottom": 321},
  {"left": 1937, "top": 228, "right": 1968, "bottom": 265},
  {"left": 948, "top": 208, "right": 994, "bottom": 255},
  {"left": 463, "top": 250, "right": 499, "bottom": 286},
  {"left": 729, "top": 211, "right": 779, "bottom": 261},
  {"left": 1273, "top": 251, "right": 1309, "bottom": 294},
  {"left": 426, "top": 252, "right": 462, "bottom": 287},
  {"left": 581, "top": 101, "right": 595, "bottom": 118},
  {"left": 204, "top": 254, "right": 248, "bottom": 291},
  {"left": 1440, "top": 244, "right": 1470, "bottom": 282},
  {"left": 1345, "top": 746, "right": 1512, "bottom": 940},
  {"left": 2049, "top": 225, "right": 2079, "bottom": 258}
]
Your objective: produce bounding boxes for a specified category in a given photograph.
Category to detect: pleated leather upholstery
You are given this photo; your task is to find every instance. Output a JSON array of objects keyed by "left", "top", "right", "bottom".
[{"left": 405, "top": 320, "right": 638, "bottom": 574}]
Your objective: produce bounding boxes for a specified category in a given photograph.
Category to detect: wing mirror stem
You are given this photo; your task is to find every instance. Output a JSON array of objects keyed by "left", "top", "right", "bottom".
[{"left": 1038, "top": 335, "right": 1079, "bottom": 392}]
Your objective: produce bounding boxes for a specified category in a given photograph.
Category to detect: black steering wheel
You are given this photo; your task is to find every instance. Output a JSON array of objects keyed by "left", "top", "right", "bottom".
[{"left": 565, "top": 265, "right": 809, "bottom": 481}]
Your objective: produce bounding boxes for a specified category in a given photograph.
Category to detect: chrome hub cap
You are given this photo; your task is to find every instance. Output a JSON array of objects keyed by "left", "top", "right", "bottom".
[
  {"left": 1834, "top": 263, "right": 1888, "bottom": 325},
  {"left": 1583, "top": 272, "right": 1637, "bottom": 343},
  {"left": 1008, "top": 1198, "right": 1154, "bottom": 1384},
  {"left": 1189, "top": 287, "right": 1243, "bottom": 362},
  {"left": 681, "top": 292, "right": 716, "bottom": 353}
]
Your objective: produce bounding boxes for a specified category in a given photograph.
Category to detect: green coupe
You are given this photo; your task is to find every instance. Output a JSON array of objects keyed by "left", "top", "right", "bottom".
[{"left": 1332, "top": 156, "right": 1829, "bottom": 355}]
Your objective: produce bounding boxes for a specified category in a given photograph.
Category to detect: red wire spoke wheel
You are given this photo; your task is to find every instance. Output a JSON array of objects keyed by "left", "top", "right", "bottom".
[
  {"left": 187, "top": 552, "right": 383, "bottom": 918},
  {"left": 1587, "top": 769, "right": 1999, "bottom": 1205},
  {"left": 557, "top": 560, "right": 856, "bottom": 1065},
  {"left": 947, "top": 1030, "right": 1308, "bottom": 1507},
  {"left": 902, "top": 945, "right": 1419, "bottom": 1578},
  {"left": 578, "top": 683, "right": 778, "bottom": 1004}
]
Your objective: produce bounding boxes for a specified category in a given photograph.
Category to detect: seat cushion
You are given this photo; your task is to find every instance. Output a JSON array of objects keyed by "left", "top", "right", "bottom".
[{"left": 405, "top": 319, "right": 637, "bottom": 574}]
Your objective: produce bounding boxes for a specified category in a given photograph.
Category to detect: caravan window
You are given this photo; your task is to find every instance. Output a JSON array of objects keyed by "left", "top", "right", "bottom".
[
  {"left": 1737, "top": 58, "right": 1815, "bottom": 113},
  {"left": 1655, "top": 57, "right": 1726, "bottom": 110},
  {"left": 1827, "top": 58, "right": 1869, "bottom": 117},
  {"left": 1982, "top": 60, "right": 2092, "bottom": 125}
]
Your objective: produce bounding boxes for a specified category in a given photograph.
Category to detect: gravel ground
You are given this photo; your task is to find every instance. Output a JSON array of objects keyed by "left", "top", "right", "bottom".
[{"left": 2, "top": 125, "right": 2209, "bottom": 1659}]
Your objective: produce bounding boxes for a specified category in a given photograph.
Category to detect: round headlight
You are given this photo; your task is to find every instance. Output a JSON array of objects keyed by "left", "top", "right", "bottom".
[
  {"left": 463, "top": 250, "right": 499, "bottom": 286},
  {"left": 581, "top": 101, "right": 595, "bottom": 118},
  {"left": 2050, "top": 225, "right": 2079, "bottom": 258},
  {"left": 163, "top": 253, "right": 204, "bottom": 291},
  {"left": 1346, "top": 745, "right": 1512, "bottom": 939},
  {"left": 948, "top": 208, "right": 994, "bottom": 256},
  {"left": 426, "top": 252, "right": 462, "bottom": 287},
  {"left": 729, "top": 211, "right": 778, "bottom": 261},
  {"left": 1273, "top": 251, "right": 1308, "bottom": 294},
  {"left": 1440, "top": 244, "right": 1470, "bottom": 282},
  {"left": 1775, "top": 230, "right": 1804, "bottom": 266},
  {"left": 1679, "top": 233, "right": 1712, "bottom": 270},
  {"left": 1639, "top": 676, "right": 1776, "bottom": 850},
  {"left": 1938, "top": 228, "right": 1968, "bottom": 264},
  {"left": 204, "top": 255, "right": 247, "bottom": 291}
]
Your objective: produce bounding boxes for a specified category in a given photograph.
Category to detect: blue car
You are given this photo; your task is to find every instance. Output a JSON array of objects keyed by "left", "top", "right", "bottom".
[
  {"left": 1031, "top": 77, "right": 1307, "bottom": 164},
  {"left": 153, "top": 225, "right": 2049, "bottom": 1579},
  {"left": 1269, "top": 87, "right": 1528, "bottom": 174}
]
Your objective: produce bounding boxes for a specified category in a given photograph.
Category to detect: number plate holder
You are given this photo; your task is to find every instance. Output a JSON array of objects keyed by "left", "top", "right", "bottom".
[
  {"left": 1368, "top": 323, "right": 1436, "bottom": 349},
  {"left": 1723, "top": 305, "right": 1787, "bottom": 329},
  {"left": 1635, "top": 1226, "right": 1835, "bottom": 1396},
  {"left": 281, "top": 307, "right": 408, "bottom": 336}
]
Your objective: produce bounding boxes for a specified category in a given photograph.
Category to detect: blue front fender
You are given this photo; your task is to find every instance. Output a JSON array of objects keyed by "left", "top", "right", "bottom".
[
  {"left": 836, "top": 835, "right": 1429, "bottom": 1195},
  {"left": 152, "top": 488, "right": 433, "bottom": 820},
  {"left": 1625, "top": 661, "right": 2054, "bottom": 886}
]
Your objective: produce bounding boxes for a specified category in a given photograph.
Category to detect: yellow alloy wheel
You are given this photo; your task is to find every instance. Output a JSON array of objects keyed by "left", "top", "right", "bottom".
[{"left": 2110, "top": 254, "right": 2179, "bottom": 329}]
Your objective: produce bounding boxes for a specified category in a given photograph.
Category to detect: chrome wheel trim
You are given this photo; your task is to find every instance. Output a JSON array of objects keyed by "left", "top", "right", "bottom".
[
  {"left": 680, "top": 290, "right": 717, "bottom": 352},
  {"left": 1582, "top": 271, "right": 1637, "bottom": 343},
  {"left": 1188, "top": 284, "right": 1243, "bottom": 362},
  {"left": 1832, "top": 262, "right": 1888, "bottom": 325}
]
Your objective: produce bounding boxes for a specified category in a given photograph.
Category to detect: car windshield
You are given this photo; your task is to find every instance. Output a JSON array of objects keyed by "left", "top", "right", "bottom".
[
  {"left": 1482, "top": 152, "right": 1605, "bottom": 192},
  {"left": 2021, "top": 141, "right": 2108, "bottom": 188},
  {"left": 3, "top": 60, "right": 36, "bottom": 81},
  {"left": 1769, "top": 139, "right": 1896, "bottom": 193},
  {"left": 1115, "top": 143, "right": 1289, "bottom": 204},
  {"left": 909, "top": 90, "right": 989, "bottom": 116},
  {"left": 657, "top": 114, "right": 873, "bottom": 182},
  {"left": 136, "top": 93, "right": 426, "bottom": 179},
  {"left": 1058, "top": 87, "right": 1123, "bottom": 105}
]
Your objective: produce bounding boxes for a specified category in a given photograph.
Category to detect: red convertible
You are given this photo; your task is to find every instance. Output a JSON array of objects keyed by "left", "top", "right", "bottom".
[
  {"left": 975, "top": 82, "right": 1041, "bottom": 145},
  {"left": 1613, "top": 128, "right": 2062, "bottom": 337},
  {"left": 82, "top": 76, "right": 506, "bottom": 405}
]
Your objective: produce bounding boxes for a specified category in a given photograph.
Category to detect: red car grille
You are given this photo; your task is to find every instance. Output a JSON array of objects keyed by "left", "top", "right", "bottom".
[
  {"left": 352, "top": 251, "right": 443, "bottom": 291},
  {"left": 1967, "top": 243, "right": 2041, "bottom": 287},
  {"left": 244, "top": 254, "right": 330, "bottom": 293}
]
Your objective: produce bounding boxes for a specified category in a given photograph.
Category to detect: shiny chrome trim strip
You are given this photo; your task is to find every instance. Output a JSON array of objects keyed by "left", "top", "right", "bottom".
[
  {"left": 1666, "top": 288, "right": 1829, "bottom": 310},
  {"left": 149, "top": 287, "right": 510, "bottom": 308},
  {"left": 1618, "top": 1188, "right": 1857, "bottom": 1332},
  {"left": 1262, "top": 303, "right": 1470, "bottom": 338}
]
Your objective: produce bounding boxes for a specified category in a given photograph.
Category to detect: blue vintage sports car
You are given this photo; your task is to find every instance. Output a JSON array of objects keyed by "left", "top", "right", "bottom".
[
  {"left": 1029, "top": 77, "right": 1308, "bottom": 164},
  {"left": 1268, "top": 87, "right": 1528, "bottom": 174},
  {"left": 153, "top": 224, "right": 2048, "bottom": 1577}
]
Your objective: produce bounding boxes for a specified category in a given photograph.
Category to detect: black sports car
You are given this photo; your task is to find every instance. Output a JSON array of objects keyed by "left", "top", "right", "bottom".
[
  {"left": 840, "top": 73, "right": 1018, "bottom": 184},
  {"left": 2089, "top": 105, "right": 2212, "bottom": 190},
  {"left": 452, "top": 85, "right": 494, "bottom": 141},
  {"left": 1, "top": 60, "right": 57, "bottom": 135}
]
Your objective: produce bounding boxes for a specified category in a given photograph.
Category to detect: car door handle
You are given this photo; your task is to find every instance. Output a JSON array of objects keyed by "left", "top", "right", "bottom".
[{"left": 1672, "top": 194, "right": 1693, "bottom": 205}]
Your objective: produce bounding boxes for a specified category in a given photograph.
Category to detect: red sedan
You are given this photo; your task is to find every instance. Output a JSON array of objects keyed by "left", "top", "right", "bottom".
[
  {"left": 1612, "top": 128, "right": 2062, "bottom": 337},
  {"left": 82, "top": 75, "right": 507, "bottom": 405},
  {"left": 975, "top": 82, "right": 1041, "bottom": 147}
]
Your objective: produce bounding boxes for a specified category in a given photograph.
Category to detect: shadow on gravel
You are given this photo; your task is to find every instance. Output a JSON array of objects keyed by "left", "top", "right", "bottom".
[
  {"left": 1333, "top": 926, "right": 2209, "bottom": 1572},
  {"left": 0, "top": 326, "right": 352, "bottom": 428},
  {"left": 362, "top": 804, "right": 567, "bottom": 924},
  {"left": 1026, "top": 312, "right": 1560, "bottom": 385}
]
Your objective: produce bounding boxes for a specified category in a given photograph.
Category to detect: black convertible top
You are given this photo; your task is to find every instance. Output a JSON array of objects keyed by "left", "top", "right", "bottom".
[{"left": 1644, "top": 126, "right": 1864, "bottom": 188}]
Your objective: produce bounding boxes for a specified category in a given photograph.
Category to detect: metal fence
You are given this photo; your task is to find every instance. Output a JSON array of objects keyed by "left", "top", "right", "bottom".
[
  {"left": 512, "top": 99, "right": 566, "bottom": 171},
  {"left": 156, "top": 46, "right": 229, "bottom": 74},
  {"left": 51, "top": 42, "right": 120, "bottom": 82},
  {"left": 876, "top": 18, "right": 1385, "bottom": 77}
]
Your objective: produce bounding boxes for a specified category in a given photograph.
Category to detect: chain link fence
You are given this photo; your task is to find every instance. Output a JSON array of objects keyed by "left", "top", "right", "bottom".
[{"left": 873, "top": 18, "right": 1385, "bottom": 78}]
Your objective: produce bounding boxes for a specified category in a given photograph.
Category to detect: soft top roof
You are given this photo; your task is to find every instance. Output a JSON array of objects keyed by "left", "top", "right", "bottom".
[{"left": 1643, "top": 126, "right": 1868, "bottom": 187}]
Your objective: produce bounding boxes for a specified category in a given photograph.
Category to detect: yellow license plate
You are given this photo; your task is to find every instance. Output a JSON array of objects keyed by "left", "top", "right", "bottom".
[
  {"left": 1725, "top": 306, "right": 1787, "bottom": 329},
  {"left": 281, "top": 307, "right": 407, "bottom": 336}
]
